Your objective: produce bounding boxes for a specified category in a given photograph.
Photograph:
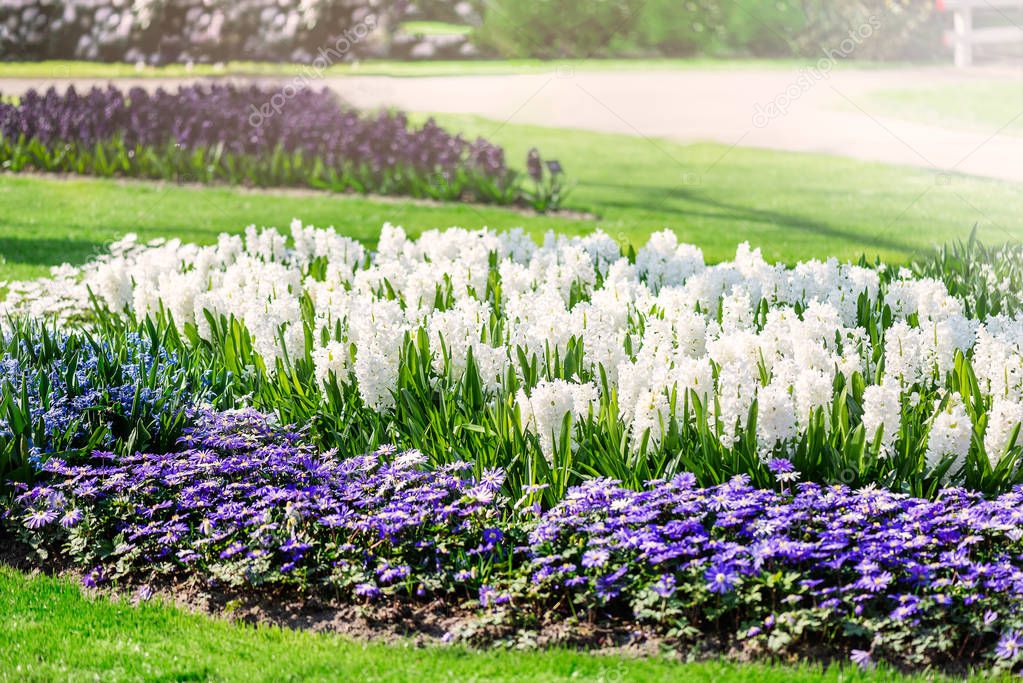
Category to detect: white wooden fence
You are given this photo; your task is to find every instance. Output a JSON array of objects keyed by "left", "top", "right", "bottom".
[{"left": 937, "top": 0, "right": 1023, "bottom": 66}]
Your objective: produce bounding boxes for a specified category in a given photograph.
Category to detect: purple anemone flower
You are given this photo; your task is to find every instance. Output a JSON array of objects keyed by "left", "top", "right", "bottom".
[
  {"left": 997, "top": 631, "right": 1023, "bottom": 660},
  {"left": 705, "top": 565, "right": 740, "bottom": 594}
]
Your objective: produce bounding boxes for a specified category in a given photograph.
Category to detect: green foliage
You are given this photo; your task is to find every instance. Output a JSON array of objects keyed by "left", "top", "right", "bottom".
[
  {"left": 626, "top": 0, "right": 809, "bottom": 58},
  {"left": 474, "top": 0, "right": 644, "bottom": 59},
  {"left": 789, "top": 1, "right": 944, "bottom": 61},
  {"left": 0, "top": 317, "right": 236, "bottom": 487},
  {"left": 475, "top": 0, "right": 943, "bottom": 60},
  {"left": 911, "top": 229, "right": 1023, "bottom": 319},
  {"left": 0, "top": 134, "right": 529, "bottom": 208}
]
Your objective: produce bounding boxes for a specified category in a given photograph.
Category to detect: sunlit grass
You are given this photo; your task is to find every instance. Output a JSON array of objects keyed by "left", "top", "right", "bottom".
[
  {"left": 0, "top": 566, "right": 955, "bottom": 683},
  {"left": 0, "top": 57, "right": 873, "bottom": 80},
  {"left": 1, "top": 114, "right": 1020, "bottom": 282},
  {"left": 863, "top": 81, "right": 1023, "bottom": 134}
]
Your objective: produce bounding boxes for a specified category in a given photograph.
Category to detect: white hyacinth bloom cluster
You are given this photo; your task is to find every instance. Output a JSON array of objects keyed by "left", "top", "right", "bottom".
[
  {"left": 4, "top": 221, "right": 1023, "bottom": 469},
  {"left": 984, "top": 398, "right": 1023, "bottom": 468},
  {"left": 924, "top": 397, "right": 973, "bottom": 473},
  {"left": 516, "top": 379, "right": 598, "bottom": 461},
  {"left": 861, "top": 380, "right": 902, "bottom": 455}
]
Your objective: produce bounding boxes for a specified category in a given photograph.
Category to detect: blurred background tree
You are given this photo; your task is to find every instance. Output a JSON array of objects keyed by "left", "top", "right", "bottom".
[
  {"left": 472, "top": 0, "right": 945, "bottom": 61},
  {"left": 471, "top": 0, "right": 646, "bottom": 59},
  {"left": 0, "top": 0, "right": 952, "bottom": 64}
]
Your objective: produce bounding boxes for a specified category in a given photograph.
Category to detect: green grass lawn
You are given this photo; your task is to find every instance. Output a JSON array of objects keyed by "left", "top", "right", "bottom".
[
  {"left": 0, "top": 57, "right": 875, "bottom": 80},
  {"left": 0, "top": 566, "right": 954, "bottom": 682},
  {"left": 2, "top": 115, "right": 1021, "bottom": 283},
  {"left": 864, "top": 81, "right": 1023, "bottom": 135}
]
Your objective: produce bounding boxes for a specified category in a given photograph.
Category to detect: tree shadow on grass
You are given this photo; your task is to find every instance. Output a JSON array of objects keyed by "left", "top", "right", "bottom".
[
  {"left": 0, "top": 236, "right": 107, "bottom": 270},
  {"left": 587, "top": 181, "right": 920, "bottom": 256}
]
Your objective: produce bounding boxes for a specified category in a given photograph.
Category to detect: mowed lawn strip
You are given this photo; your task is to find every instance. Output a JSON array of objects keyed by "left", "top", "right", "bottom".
[
  {"left": 2, "top": 116, "right": 1021, "bottom": 283},
  {"left": 0, "top": 566, "right": 949, "bottom": 683},
  {"left": 863, "top": 81, "right": 1023, "bottom": 135},
  {"left": 0, "top": 58, "right": 850, "bottom": 79}
]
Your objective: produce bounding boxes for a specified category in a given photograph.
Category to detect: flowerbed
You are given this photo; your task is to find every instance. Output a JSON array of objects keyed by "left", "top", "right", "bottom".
[
  {"left": 13, "top": 409, "right": 508, "bottom": 598},
  {"left": 0, "top": 85, "right": 565, "bottom": 209},
  {"left": 0, "top": 322, "right": 228, "bottom": 483},
  {"left": 10, "top": 407, "right": 1023, "bottom": 671},
  {"left": 4, "top": 225, "right": 1022, "bottom": 502},
  {"left": 4, "top": 226, "right": 1023, "bottom": 672}
]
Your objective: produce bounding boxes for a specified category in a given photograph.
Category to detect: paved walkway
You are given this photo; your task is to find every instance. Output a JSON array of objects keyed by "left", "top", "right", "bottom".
[
  {"left": 331, "top": 66, "right": 1023, "bottom": 183},
  {"left": 4, "top": 65, "right": 1022, "bottom": 182}
]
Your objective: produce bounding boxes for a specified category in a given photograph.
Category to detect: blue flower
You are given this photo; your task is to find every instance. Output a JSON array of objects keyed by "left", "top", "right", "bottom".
[
  {"left": 652, "top": 573, "right": 676, "bottom": 598},
  {"left": 354, "top": 583, "right": 380, "bottom": 599},
  {"left": 704, "top": 565, "right": 739, "bottom": 594},
  {"left": 23, "top": 509, "right": 57, "bottom": 529},
  {"left": 850, "top": 649, "right": 873, "bottom": 670},
  {"left": 581, "top": 548, "right": 610, "bottom": 568},
  {"left": 997, "top": 631, "right": 1023, "bottom": 660}
]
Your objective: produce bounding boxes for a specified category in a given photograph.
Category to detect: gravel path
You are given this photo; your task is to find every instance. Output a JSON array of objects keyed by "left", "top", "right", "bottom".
[{"left": 4, "top": 65, "right": 1022, "bottom": 182}]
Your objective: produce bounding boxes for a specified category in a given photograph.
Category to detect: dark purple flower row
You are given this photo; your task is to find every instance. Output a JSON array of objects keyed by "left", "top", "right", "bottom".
[
  {"left": 10, "top": 409, "right": 1023, "bottom": 668},
  {"left": 0, "top": 84, "right": 509, "bottom": 180}
]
